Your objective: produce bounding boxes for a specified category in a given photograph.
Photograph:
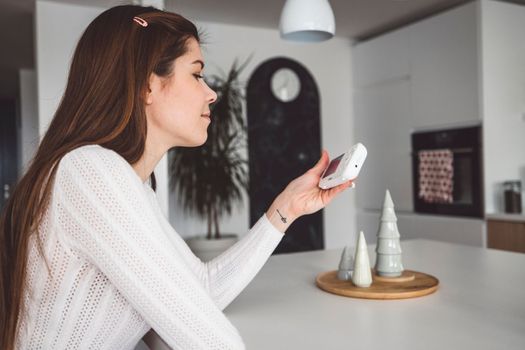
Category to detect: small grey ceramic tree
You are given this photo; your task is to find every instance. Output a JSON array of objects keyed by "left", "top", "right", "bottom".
[
  {"left": 374, "top": 189, "right": 404, "bottom": 277},
  {"left": 337, "top": 246, "right": 354, "bottom": 281}
]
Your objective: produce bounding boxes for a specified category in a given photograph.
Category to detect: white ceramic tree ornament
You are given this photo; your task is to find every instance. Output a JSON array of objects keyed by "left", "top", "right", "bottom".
[
  {"left": 374, "top": 189, "right": 404, "bottom": 277},
  {"left": 352, "top": 231, "right": 372, "bottom": 288},
  {"left": 337, "top": 246, "right": 354, "bottom": 281}
]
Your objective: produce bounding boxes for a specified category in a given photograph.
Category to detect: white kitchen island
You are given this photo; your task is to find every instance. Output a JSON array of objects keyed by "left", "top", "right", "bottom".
[{"left": 224, "top": 239, "right": 525, "bottom": 350}]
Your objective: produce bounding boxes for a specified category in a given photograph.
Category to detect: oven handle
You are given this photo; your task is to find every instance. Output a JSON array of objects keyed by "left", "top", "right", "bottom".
[{"left": 410, "top": 147, "right": 473, "bottom": 156}]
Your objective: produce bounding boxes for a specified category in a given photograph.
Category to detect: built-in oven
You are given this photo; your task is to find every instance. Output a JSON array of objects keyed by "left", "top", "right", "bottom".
[{"left": 411, "top": 125, "right": 483, "bottom": 218}]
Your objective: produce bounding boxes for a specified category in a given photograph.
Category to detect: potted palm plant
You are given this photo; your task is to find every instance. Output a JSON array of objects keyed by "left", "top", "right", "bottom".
[{"left": 169, "top": 59, "right": 249, "bottom": 261}]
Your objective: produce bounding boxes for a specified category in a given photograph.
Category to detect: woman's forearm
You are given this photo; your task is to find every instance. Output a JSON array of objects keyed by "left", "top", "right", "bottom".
[{"left": 265, "top": 194, "right": 297, "bottom": 234}]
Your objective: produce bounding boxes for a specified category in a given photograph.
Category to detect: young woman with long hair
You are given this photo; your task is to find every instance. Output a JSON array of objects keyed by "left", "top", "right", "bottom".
[{"left": 0, "top": 5, "right": 352, "bottom": 349}]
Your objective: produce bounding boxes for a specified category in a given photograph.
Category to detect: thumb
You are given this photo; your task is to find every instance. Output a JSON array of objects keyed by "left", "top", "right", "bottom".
[{"left": 310, "top": 150, "right": 330, "bottom": 177}]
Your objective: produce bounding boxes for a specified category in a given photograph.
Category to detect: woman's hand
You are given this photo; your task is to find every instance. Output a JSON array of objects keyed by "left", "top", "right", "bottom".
[{"left": 265, "top": 150, "right": 354, "bottom": 233}]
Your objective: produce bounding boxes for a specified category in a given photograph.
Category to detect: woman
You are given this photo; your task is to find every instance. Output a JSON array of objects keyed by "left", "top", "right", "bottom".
[{"left": 0, "top": 5, "right": 352, "bottom": 350}]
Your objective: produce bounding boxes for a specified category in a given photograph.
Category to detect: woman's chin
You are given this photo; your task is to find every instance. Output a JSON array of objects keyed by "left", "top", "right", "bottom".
[
  {"left": 174, "top": 131, "right": 208, "bottom": 147},
  {"left": 187, "top": 134, "right": 208, "bottom": 147},
  {"left": 197, "top": 133, "right": 208, "bottom": 145}
]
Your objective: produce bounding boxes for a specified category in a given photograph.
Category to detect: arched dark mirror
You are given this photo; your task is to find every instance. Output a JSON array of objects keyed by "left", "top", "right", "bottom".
[{"left": 247, "top": 57, "right": 323, "bottom": 253}]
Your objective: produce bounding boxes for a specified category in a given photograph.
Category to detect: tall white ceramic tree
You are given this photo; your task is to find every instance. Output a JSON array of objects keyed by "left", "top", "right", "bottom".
[{"left": 352, "top": 231, "right": 372, "bottom": 287}]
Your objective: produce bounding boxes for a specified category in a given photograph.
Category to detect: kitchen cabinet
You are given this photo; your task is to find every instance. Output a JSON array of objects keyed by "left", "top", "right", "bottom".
[
  {"left": 354, "top": 2, "right": 480, "bottom": 130},
  {"left": 356, "top": 211, "right": 380, "bottom": 244},
  {"left": 353, "top": 1, "right": 485, "bottom": 246},
  {"left": 353, "top": 27, "right": 410, "bottom": 87},
  {"left": 487, "top": 218, "right": 525, "bottom": 253},
  {"left": 409, "top": 2, "right": 480, "bottom": 128},
  {"left": 353, "top": 2, "right": 480, "bottom": 214},
  {"left": 357, "top": 211, "right": 485, "bottom": 247},
  {"left": 404, "top": 213, "right": 484, "bottom": 247},
  {"left": 354, "top": 79, "right": 413, "bottom": 212},
  {"left": 353, "top": 1, "right": 525, "bottom": 246}
]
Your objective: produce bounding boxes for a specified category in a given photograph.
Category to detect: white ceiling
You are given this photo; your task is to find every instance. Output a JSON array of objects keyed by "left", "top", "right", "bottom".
[
  {"left": 167, "top": 0, "right": 470, "bottom": 40},
  {"left": 1, "top": 0, "right": 523, "bottom": 96}
]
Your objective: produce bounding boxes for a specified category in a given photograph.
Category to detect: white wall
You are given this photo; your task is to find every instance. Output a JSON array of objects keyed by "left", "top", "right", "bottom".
[
  {"left": 36, "top": 1, "right": 101, "bottom": 138},
  {"left": 35, "top": 0, "right": 170, "bottom": 216},
  {"left": 480, "top": 0, "right": 525, "bottom": 213},
  {"left": 169, "top": 21, "right": 355, "bottom": 249},
  {"left": 18, "top": 69, "right": 38, "bottom": 174}
]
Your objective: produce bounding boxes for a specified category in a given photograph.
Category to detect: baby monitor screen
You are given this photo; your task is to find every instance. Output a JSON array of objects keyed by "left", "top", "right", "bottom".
[{"left": 322, "top": 154, "right": 343, "bottom": 178}]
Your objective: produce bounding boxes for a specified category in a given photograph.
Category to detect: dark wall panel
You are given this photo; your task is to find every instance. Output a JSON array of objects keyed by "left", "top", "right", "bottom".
[{"left": 247, "top": 57, "right": 323, "bottom": 253}]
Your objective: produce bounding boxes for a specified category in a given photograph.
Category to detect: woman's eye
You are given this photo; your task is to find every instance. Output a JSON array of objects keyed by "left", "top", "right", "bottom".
[{"left": 193, "top": 73, "right": 204, "bottom": 80}]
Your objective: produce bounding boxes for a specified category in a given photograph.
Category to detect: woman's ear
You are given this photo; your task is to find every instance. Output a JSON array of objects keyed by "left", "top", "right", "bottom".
[
  {"left": 145, "top": 86, "right": 153, "bottom": 105},
  {"left": 145, "top": 73, "right": 158, "bottom": 105}
]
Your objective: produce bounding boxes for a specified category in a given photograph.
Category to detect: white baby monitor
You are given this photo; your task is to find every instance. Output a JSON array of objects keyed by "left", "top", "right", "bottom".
[{"left": 318, "top": 143, "right": 368, "bottom": 190}]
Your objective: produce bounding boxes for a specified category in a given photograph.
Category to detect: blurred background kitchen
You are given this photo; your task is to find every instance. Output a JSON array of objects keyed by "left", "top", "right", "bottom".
[{"left": 1, "top": 0, "right": 524, "bottom": 256}]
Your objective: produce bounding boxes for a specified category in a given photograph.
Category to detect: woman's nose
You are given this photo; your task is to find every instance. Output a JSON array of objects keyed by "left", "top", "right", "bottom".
[{"left": 206, "top": 84, "right": 217, "bottom": 104}]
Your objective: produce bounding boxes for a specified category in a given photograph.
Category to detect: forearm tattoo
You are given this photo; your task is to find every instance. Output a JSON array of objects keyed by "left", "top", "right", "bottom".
[{"left": 276, "top": 209, "right": 287, "bottom": 223}]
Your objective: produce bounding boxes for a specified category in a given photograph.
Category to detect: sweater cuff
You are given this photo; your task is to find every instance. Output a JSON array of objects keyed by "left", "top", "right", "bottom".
[{"left": 260, "top": 213, "right": 286, "bottom": 238}]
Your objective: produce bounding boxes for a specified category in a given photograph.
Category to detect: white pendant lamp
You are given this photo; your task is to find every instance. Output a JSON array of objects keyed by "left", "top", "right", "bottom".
[{"left": 279, "top": 0, "right": 335, "bottom": 42}]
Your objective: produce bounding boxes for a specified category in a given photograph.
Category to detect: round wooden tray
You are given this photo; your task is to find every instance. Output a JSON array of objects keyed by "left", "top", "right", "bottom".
[{"left": 316, "top": 269, "right": 439, "bottom": 300}]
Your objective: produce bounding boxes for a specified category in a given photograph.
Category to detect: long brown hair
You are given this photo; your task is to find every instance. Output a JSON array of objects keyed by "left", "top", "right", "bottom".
[{"left": 0, "top": 5, "right": 199, "bottom": 348}]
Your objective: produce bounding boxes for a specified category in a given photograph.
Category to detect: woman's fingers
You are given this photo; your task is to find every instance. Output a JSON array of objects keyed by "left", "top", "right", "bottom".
[
  {"left": 310, "top": 150, "right": 330, "bottom": 177},
  {"left": 322, "top": 180, "right": 353, "bottom": 204},
  {"left": 332, "top": 180, "right": 353, "bottom": 195}
]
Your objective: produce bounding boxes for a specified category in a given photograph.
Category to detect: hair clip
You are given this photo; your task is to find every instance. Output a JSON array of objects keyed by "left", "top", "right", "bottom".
[{"left": 133, "top": 16, "right": 148, "bottom": 27}]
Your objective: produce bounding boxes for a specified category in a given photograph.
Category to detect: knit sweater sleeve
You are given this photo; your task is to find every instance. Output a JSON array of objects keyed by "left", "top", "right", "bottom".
[
  {"left": 53, "top": 145, "right": 247, "bottom": 350},
  {"left": 148, "top": 197, "right": 284, "bottom": 311}
]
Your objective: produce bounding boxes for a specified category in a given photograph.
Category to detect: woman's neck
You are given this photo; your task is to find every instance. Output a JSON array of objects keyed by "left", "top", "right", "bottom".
[{"left": 132, "top": 142, "right": 167, "bottom": 183}]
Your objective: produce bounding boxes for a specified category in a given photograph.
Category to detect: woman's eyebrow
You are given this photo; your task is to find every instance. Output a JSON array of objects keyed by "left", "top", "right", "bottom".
[{"left": 192, "top": 59, "right": 204, "bottom": 69}]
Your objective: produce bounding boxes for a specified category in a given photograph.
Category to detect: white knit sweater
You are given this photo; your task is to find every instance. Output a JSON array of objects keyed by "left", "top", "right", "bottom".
[{"left": 15, "top": 145, "right": 284, "bottom": 350}]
